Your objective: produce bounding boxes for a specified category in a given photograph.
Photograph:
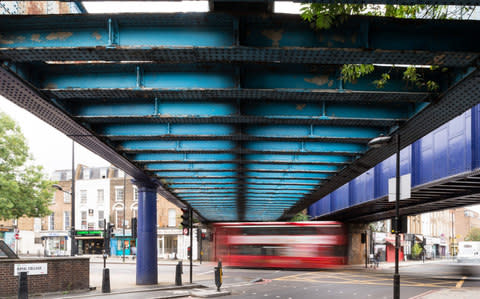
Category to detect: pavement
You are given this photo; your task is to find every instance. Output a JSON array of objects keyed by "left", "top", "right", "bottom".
[{"left": 31, "top": 257, "right": 480, "bottom": 298}]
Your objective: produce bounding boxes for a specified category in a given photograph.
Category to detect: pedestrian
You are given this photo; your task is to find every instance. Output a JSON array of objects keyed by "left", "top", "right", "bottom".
[{"left": 374, "top": 251, "right": 380, "bottom": 269}]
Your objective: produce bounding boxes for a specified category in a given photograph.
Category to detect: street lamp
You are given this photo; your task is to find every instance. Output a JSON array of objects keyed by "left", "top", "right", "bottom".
[
  {"left": 368, "top": 134, "right": 401, "bottom": 299},
  {"left": 52, "top": 140, "right": 76, "bottom": 256}
]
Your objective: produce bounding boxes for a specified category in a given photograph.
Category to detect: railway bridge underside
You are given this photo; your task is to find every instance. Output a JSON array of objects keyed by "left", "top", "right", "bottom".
[{"left": 2, "top": 3, "right": 480, "bottom": 282}]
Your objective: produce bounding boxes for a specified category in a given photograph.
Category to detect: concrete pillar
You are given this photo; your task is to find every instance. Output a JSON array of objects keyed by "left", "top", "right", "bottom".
[
  {"left": 347, "top": 223, "right": 369, "bottom": 265},
  {"left": 134, "top": 180, "right": 158, "bottom": 285}
]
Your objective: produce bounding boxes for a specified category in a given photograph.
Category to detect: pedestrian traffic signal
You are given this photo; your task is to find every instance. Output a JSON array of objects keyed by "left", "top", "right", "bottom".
[
  {"left": 187, "top": 246, "right": 192, "bottom": 259},
  {"left": 181, "top": 208, "right": 190, "bottom": 229}
]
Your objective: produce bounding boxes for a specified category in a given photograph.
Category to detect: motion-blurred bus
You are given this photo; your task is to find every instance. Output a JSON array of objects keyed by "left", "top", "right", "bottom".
[{"left": 213, "top": 222, "right": 348, "bottom": 269}]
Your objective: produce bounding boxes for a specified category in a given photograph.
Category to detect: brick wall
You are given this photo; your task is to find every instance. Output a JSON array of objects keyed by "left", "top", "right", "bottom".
[{"left": 0, "top": 257, "right": 89, "bottom": 297}]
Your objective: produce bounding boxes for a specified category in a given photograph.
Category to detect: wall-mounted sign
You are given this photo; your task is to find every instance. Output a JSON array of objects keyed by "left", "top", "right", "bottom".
[
  {"left": 14, "top": 263, "right": 47, "bottom": 276},
  {"left": 76, "top": 230, "right": 103, "bottom": 236}
]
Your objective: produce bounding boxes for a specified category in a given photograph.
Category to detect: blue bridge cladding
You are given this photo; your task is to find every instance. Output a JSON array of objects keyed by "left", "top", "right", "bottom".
[{"left": 308, "top": 105, "right": 478, "bottom": 218}]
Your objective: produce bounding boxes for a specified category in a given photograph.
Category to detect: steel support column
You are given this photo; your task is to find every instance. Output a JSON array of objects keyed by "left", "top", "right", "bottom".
[{"left": 134, "top": 180, "right": 158, "bottom": 285}]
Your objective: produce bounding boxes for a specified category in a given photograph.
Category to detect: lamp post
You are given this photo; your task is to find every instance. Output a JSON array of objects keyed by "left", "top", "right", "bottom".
[
  {"left": 52, "top": 140, "right": 76, "bottom": 256},
  {"left": 368, "top": 134, "right": 400, "bottom": 299}
]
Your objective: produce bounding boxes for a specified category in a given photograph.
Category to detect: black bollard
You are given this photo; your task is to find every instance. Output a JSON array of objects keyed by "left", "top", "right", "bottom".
[
  {"left": 175, "top": 261, "right": 183, "bottom": 286},
  {"left": 18, "top": 271, "right": 28, "bottom": 299},
  {"left": 214, "top": 260, "right": 223, "bottom": 292},
  {"left": 102, "top": 268, "right": 111, "bottom": 293}
]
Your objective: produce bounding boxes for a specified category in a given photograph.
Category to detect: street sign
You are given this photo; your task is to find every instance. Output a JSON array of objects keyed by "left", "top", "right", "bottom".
[
  {"left": 14, "top": 263, "right": 48, "bottom": 276},
  {"left": 388, "top": 173, "right": 411, "bottom": 202},
  {"left": 183, "top": 228, "right": 189, "bottom": 236}
]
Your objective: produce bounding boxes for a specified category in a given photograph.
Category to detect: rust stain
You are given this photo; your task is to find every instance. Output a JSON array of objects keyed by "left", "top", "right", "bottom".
[
  {"left": 46, "top": 32, "right": 73, "bottom": 41},
  {"left": 328, "top": 80, "right": 334, "bottom": 87},
  {"left": 304, "top": 75, "right": 329, "bottom": 86},
  {"left": 25, "top": 2, "right": 45, "bottom": 14},
  {"left": 296, "top": 104, "right": 306, "bottom": 110},
  {"left": 433, "top": 54, "right": 446, "bottom": 65},
  {"left": 31, "top": 34, "right": 41, "bottom": 43},
  {"left": 0, "top": 34, "right": 14, "bottom": 45},
  {"left": 332, "top": 34, "right": 345, "bottom": 43},
  {"left": 92, "top": 32, "right": 102, "bottom": 41},
  {"left": 261, "top": 29, "right": 284, "bottom": 47}
]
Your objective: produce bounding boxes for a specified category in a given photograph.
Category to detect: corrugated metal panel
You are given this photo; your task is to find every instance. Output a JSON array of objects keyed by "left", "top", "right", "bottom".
[
  {"left": 349, "top": 169, "right": 375, "bottom": 206},
  {"left": 308, "top": 105, "right": 478, "bottom": 219}
]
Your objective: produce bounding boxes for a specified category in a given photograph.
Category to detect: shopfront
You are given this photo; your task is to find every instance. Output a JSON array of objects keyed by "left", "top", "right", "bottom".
[
  {"left": 40, "top": 232, "right": 69, "bottom": 256},
  {"left": 75, "top": 230, "right": 104, "bottom": 255},
  {"left": 112, "top": 233, "right": 136, "bottom": 257},
  {"left": 385, "top": 234, "right": 404, "bottom": 262},
  {"left": 158, "top": 228, "right": 182, "bottom": 259}
]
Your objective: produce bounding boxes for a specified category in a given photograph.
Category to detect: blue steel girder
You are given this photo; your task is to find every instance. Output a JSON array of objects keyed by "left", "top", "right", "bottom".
[
  {"left": 1, "top": 12, "right": 480, "bottom": 222},
  {"left": 0, "top": 14, "right": 479, "bottom": 67}
]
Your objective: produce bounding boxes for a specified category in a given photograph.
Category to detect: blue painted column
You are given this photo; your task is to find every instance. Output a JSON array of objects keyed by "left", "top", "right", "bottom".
[{"left": 134, "top": 180, "right": 158, "bottom": 285}]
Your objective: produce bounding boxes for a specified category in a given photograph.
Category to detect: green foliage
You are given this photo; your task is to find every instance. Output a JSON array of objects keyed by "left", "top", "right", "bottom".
[
  {"left": 465, "top": 227, "right": 480, "bottom": 241},
  {"left": 341, "top": 64, "right": 374, "bottom": 83},
  {"left": 411, "top": 242, "right": 423, "bottom": 259},
  {"left": 300, "top": 4, "right": 473, "bottom": 91},
  {"left": 0, "top": 112, "right": 53, "bottom": 221},
  {"left": 290, "top": 212, "right": 309, "bottom": 222}
]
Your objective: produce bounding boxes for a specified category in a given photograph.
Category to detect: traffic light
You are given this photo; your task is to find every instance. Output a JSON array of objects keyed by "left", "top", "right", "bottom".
[
  {"left": 181, "top": 209, "right": 190, "bottom": 229},
  {"left": 391, "top": 215, "right": 408, "bottom": 234},
  {"left": 187, "top": 246, "right": 192, "bottom": 259},
  {"left": 131, "top": 217, "right": 137, "bottom": 239}
]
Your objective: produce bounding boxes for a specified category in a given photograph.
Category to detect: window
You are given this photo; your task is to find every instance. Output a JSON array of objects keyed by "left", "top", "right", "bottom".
[
  {"left": 63, "top": 192, "right": 71, "bottom": 203},
  {"left": 98, "top": 210, "right": 104, "bottom": 229},
  {"left": 115, "top": 186, "right": 124, "bottom": 202},
  {"left": 97, "top": 189, "right": 104, "bottom": 204},
  {"left": 34, "top": 218, "right": 41, "bottom": 232},
  {"left": 80, "top": 190, "right": 87, "bottom": 204},
  {"left": 168, "top": 209, "right": 176, "bottom": 227},
  {"left": 88, "top": 222, "right": 94, "bottom": 230},
  {"left": 51, "top": 193, "right": 56, "bottom": 205},
  {"left": 114, "top": 204, "right": 124, "bottom": 228},
  {"left": 83, "top": 169, "right": 90, "bottom": 179},
  {"left": 64, "top": 211, "right": 70, "bottom": 230},
  {"left": 48, "top": 213, "right": 55, "bottom": 230},
  {"left": 133, "top": 186, "right": 138, "bottom": 202},
  {"left": 81, "top": 211, "right": 87, "bottom": 229},
  {"left": 131, "top": 203, "right": 138, "bottom": 219}
]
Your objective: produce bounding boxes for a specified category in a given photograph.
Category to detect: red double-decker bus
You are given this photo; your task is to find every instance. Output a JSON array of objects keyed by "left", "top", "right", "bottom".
[{"left": 214, "top": 221, "right": 348, "bottom": 269}]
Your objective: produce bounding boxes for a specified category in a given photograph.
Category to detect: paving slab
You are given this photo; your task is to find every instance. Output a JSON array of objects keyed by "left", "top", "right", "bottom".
[{"left": 190, "top": 288, "right": 232, "bottom": 298}]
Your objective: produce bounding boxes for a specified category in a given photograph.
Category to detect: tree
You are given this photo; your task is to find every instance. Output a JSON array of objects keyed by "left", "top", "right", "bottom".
[
  {"left": 290, "top": 211, "right": 309, "bottom": 221},
  {"left": 0, "top": 111, "right": 53, "bottom": 221},
  {"left": 300, "top": 4, "right": 475, "bottom": 91},
  {"left": 465, "top": 227, "right": 480, "bottom": 241},
  {"left": 411, "top": 243, "right": 423, "bottom": 260}
]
